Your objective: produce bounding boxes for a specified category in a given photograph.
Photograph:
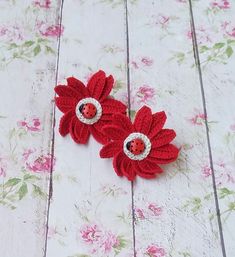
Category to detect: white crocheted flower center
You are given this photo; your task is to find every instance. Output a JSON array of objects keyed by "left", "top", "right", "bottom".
[
  {"left": 123, "top": 132, "right": 151, "bottom": 161},
  {"left": 76, "top": 97, "right": 102, "bottom": 125}
]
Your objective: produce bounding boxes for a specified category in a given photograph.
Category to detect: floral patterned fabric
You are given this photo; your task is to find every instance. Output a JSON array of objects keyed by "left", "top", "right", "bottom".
[{"left": 0, "top": 0, "right": 234, "bottom": 257}]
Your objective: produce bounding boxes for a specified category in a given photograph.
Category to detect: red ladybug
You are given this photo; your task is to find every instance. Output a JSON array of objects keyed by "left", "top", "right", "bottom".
[
  {"left": 127, "top": 138, "right": 145, "bottom": 155},
  {"left": 80, "top": 103, "right": 97, "bottom": 119}
]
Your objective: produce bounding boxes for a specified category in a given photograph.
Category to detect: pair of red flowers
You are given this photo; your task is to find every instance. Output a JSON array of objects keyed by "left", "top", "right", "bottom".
[{"left": 55, "top": 70, "right": 179, "bottom": 181}]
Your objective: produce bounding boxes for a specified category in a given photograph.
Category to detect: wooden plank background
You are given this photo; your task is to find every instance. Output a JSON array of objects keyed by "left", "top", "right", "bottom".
[{"left": 0, "top": 1, "right": 234, "bottom": 257}]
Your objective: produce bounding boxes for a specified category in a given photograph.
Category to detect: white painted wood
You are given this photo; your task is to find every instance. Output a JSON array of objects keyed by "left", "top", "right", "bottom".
[
  {"left": 0, "top": 1, "right": 61, "bottom": 257},
  {"left": 127, "top": 1, "right": 223, "bottom": 256},
  {"left": 46, "top": 1, "right": 133, "bottom": 257},
  {"left": 192, "top": 0, "right": 235, "bottom": 256}
]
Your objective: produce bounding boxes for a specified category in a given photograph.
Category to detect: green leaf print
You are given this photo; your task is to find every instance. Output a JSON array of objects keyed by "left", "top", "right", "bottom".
[{"left": 18, "top": 183, "right": 28, "bottom": 200}]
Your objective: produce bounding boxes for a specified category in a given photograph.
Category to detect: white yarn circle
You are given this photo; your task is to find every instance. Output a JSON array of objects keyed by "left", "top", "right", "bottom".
[
  {"left": 75, "top": 97, "right": 102, "bottom": 125},
  {"left": 123, "top": 132, "right": 151, "bottom": 161}
]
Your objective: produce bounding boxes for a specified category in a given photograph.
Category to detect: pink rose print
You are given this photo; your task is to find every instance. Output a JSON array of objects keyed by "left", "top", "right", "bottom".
[
  {"left": 135, "top": 208, "right": 145, "bottom": 220},
  {"left": 23, "top": 149, "right": 55, "bottom": 173},
  {"left": 210, "top": 0, "right": 230, "bottom": 9},
  {"left": 0, "top": 25, "right": 24, "bottom": 42},
  {"left": 145, "top": 245, "right": 166, "bottom": 257},
  {"left": 141, "top": 57, "right": 154, "bottom": 66},
  {"left": 221, "top": 21, "right": 235, "bottom": 38},
  {"left": 148, "top": 203, "right": 162, "bottom": 216},
  {"left": 37, "top": 21, "right": 64, "bottom": 37},
  {"left": 188, "top": 109, "right": 206, "bottom": 125},
  {"left": 121, "top": 85, "right": 156, "bottom": 111},
  {"left": 131, "top": 56, "right": 154, "bottom": 69},
  {"left": 136, "top": 85, "right": 156, "bottom": 104},
  {"left": 202, "top": 164, "right": 212, "bottom": 178},
  {"left": 202, "top": 160, "right": 235, "bottom": 186},
  {"left": 80, "top": 224, "right": 101, "bottom": 244},
  {"left": 155, "top": 14, "right": 170, "bottom": 28},
  {"left": 17, "top": 117, "right": 41, "bottom": 132},
  {"left": 34, "top": 0, "right": 51, "bottom": 8},
  {"left": 187, "top": 27, "right": 211, "bottom": 45},
  {"left": 102, "top": 231, "right": 120, "bottom": 253},
  {"left": 80, "top": 224, "right": 123, "bottom": 255}
]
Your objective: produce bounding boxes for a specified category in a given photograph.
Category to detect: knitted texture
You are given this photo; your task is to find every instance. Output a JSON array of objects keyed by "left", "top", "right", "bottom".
[
  {"left": 55, "top": 70, "right": 127, "bottom": 144},
  {"left": 100, "top": 106, "right": 179, "bottom": 181}
]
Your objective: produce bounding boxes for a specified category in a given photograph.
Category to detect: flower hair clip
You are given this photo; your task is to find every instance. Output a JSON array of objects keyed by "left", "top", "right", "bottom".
[
  {"left": 100, "top": 106, "right": 179, "bottom": 181},
  {"left": 55, "top": 70, "right": 126, "bottom": 144},
  {"left": 54, "top": 70, "right": 179, "bottom": 181}
]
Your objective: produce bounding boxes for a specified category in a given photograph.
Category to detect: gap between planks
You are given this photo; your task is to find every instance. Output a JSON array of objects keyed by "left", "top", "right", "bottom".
[
  {"left": 43, "top": 1, "right": 64, "bottom": 257},
  {"left": 188, "top": 0, "right": 227, "bottom": 256}
]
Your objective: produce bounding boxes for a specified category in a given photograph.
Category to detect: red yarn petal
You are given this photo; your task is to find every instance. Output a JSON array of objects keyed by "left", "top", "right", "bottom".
[
  {"left": 102, "top": 98, "right": 127, "bottom": 114},
  {"left": 67, "top": 77, "right": 88, "bottom": 97},
  {"left": 150, "top": 144, "right": 179, "bottom": 163},
  {"left": 148, "top": 111, "right": 167, "bottom": 139},
  {"left": 134, "top": 106, "right": 152, "bottom": 134},
  {"left": 55, "top": 85, "right": 83, "bottom": 100},
  {"left": 69, "top": 117, "right": 77, "bottom": 142},
  {"left": 113, "top": 151, "right": 126, "bottom": 177},
  {"left": 100, "top": 141, "right": 122, "bottom": 158},
  {"left": 138, "top": 159, "right": 163, "bottom": 174},
  {"left": 74, "top": 119, "right": 90, "bottom": 144},
  {"left": 121, "top": 159, "right": 136, "bottom": 181},
  {"left": 152, "top": 129, "right": 176, "bottom": 148},
  {"left": 87, "top": 70, "right": 106, "bottom": 100},
  {"left": 89, "top": 123, "right": 110, "bottom": 145},
  {"left": 59, "top": 110, "right": 75, "bottom": 136},
  {"left": 102, "top": 125, "right": 129, "bottom": 140},
  {"left": 100, "top": 75, "right": 114, "bottom": 101},
  {"left": 112, "top": 113, "right": 134, "bottom": 134},
  {"left": 136, "top": 170, "right": 156, "bottom": 179},
  {"left": 55, "top": 96, "right": 77, "bottom": 113}
]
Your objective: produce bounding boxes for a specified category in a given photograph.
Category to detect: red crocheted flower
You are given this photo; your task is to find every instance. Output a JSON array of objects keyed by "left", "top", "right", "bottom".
[
  {"left": 55, "top": 70, "right": 126, "bottom": 144},
  {"left": 100, "top": 106, "right": 179, "bottom": 181}
]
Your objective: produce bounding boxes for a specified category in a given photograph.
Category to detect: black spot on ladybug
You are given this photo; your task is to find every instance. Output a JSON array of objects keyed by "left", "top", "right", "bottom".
[
  {"left": 126, "top": 142, "right": 131, "bottom": 151},
  {"left": 79, "top": 104, "right": 85, "bottom": 113}
]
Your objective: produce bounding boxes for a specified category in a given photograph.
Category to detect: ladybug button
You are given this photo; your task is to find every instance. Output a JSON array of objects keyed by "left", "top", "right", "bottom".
[
  {"left": 80, "top": 103, "right": 97, "bottom": 119},
  {"left": 127, "top": 138, "right": 145, "bottom": 155}
]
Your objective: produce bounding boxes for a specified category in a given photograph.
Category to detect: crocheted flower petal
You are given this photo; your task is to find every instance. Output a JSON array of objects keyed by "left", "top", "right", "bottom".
[
  {"left": 99, "top": 75, "right": 114, "bottom": 101},
  {"left": 112, "top": 113, "right": 134, "bottom": 134},
  {"left": 55, "top": 96, "right": 77, "bottom": 113},
  {"left": 55, "top": 85, "right": 83, "bottom": 100},
  {"left": 138, "top": 159, "right": 163, "bottom": 174},
  {"left": 134, "top": 106, "right": 152, "bottom": 134},
  {"left": 148, "top": 111, "right": 167, "bottom": 139},
  {"left": 100, "top": 141, "right": 122, "bottom": 158},
  {"left": 89, "top": 123, "right": 110, "bottom": 145},
  {"left": 74, "top": 119, "right": 90, "bottom": 144},
  {"left": 67, "top": 77, "right": 88, "bottom": 97},
  {"left": 87, "top": 70, "right": 106, "bottom": 100},
  {"left": 102, "top": 125, "right": 129, "bottom": 140},
  {"left": 150, "top": 144, "right": 179, "bottom": 163},
  {"left": 69, "top": 116, "right": 89, "bottom": 144},
  {"left": 59, "top": 110, "right": 75, "bottom": 136},
  {"left": 102, "top": 98, "right": 127, "bottom": 114},
  {"left": 152, "top": 129, "right": 176, "bottom": 148},
  {"left": 136, "top": 170, "right": 156, "bottom": 179},
  {"left": 121, "top": 159, "right": 136, "bottom": 181},
  {"left": 113, "top": 151, "right": 126, "bottom": 177}
]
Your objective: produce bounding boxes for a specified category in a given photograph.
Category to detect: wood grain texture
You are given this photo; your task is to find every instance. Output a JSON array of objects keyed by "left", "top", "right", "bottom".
[
  {"left": 127, "top": 1, "right": 223, "bottom": 256},
  {"left": 0, "top": 1, "right": 61, "bottom": 257},
  {"left": 191, "top": 0, "right": 235, "bottom": 256},
  {"left": 0, "top": 1, "right": 235, "bottom": 257},
  {"left": 46, "top": 1, "right": 134, "bottom": 256}
]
